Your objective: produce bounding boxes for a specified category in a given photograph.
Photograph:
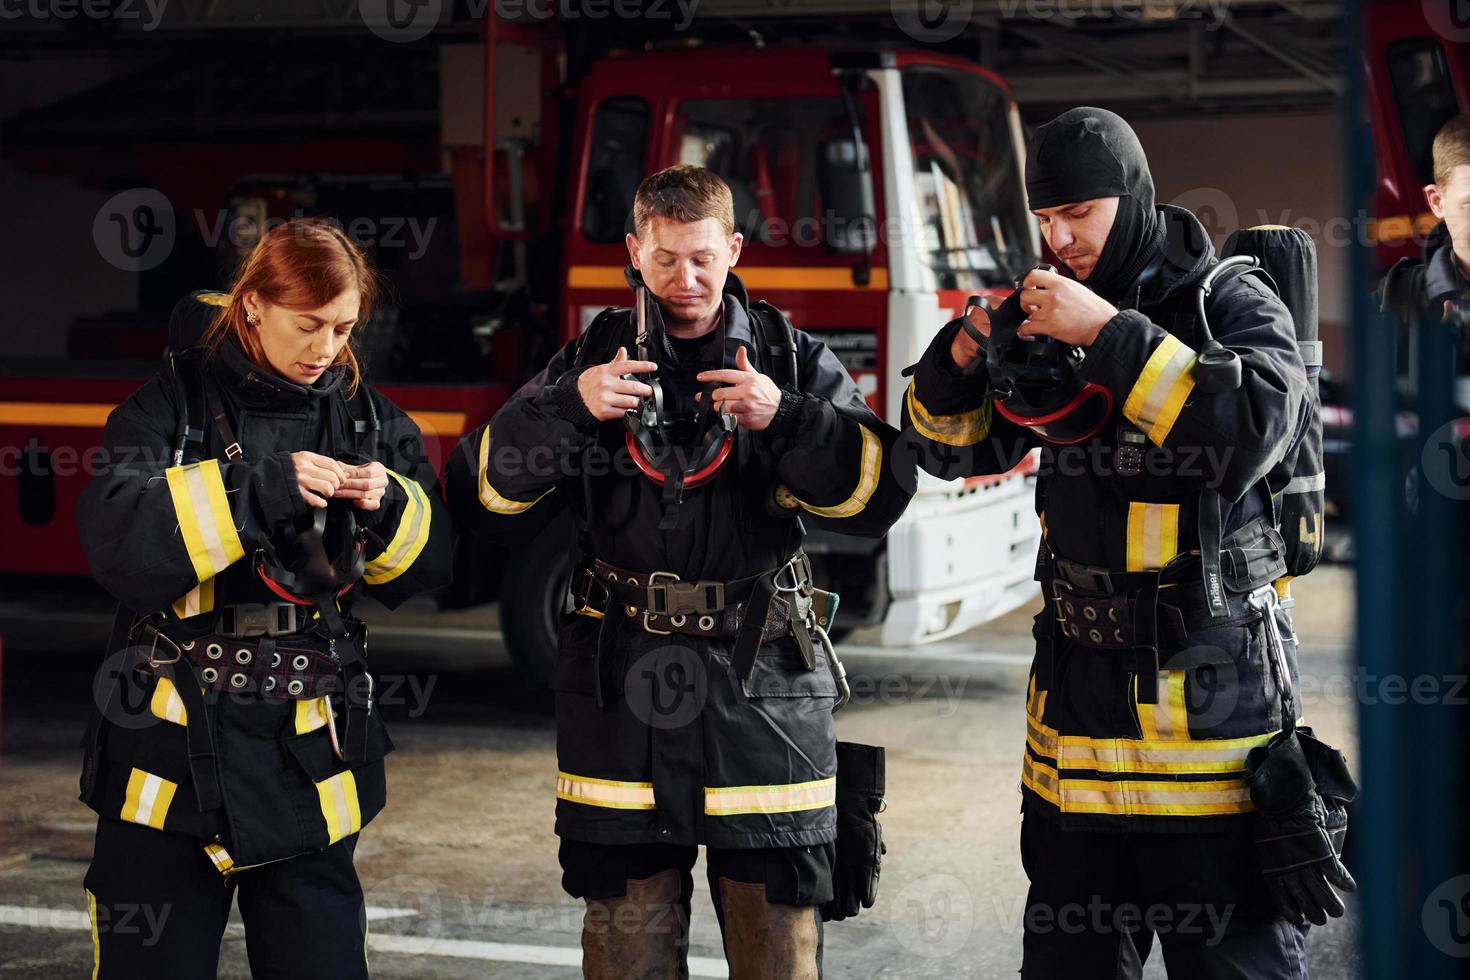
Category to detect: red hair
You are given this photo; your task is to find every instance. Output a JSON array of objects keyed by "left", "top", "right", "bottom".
[{"left": 203, "top": 218, "right": 380, "bottom": 396}]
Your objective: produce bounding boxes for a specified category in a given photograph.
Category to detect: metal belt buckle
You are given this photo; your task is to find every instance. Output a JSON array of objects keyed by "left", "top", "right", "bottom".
[
  {"left": 143, "top": 626, "right": 181, "bottom": 667},
  {"left": 642, "top": 571, "right": 677, "bottom": 635},
  {"left": 573, "top": 568, "right": 609, "bottom": 618},
  {"left": 227, "top": 604, "right": 274, "bottom": 637},
  {"left": 1059, "top": 560, "right": 1114, "bottom": 594},
  {"left": 646, "top": 571, "right": 725, "bottom": 619}
]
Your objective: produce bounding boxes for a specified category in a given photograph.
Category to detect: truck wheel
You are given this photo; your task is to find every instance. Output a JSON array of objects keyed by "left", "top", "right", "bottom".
[{"left": 499, "top": 514, "right": 577, "bottom": 693}]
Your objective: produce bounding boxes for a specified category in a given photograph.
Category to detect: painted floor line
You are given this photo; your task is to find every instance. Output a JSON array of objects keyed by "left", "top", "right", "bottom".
[{"left": 0, "top": 904, "right": 728, "bottom": 977}]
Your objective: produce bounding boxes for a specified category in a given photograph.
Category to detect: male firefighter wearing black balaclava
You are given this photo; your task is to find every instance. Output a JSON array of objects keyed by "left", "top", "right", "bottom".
[
  {"left": 903, "top": 108, "right": 1355, "bottom": 977},
  {"left": 447, "top": 164, "right": 907, "bottom": 978}
]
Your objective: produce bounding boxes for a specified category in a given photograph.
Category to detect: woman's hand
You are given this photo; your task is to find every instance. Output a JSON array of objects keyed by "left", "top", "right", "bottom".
[
  {"left": 290, "top": 452, "right": 346, "bottom": 509},
  {"left": 334, "top": 460, "right": 389, "bottom": 511}
]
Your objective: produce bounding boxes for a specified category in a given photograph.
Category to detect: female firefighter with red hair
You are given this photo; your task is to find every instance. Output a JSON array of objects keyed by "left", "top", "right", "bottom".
[{"left": 75, "top": 218, "right": 452, "bottom": 978}]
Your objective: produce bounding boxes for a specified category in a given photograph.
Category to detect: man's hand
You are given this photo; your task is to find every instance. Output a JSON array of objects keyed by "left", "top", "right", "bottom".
[
  {"left": 696, "top": 346, "right": 782, "bottom": 431},
  {"left": 950, "top": 304, "right": 989, "bottom": 369},
  {"left": 290, "top": 452, "right": 346, "bottom": 510},
  {"left": 334, "top": 460, "right": 389, "bottom": 512},
  {"left": 1017, "top": 267, "right": 1118, "bottom": 347},
  {"left": 577, "top": 346, "right": 659, "bottom": 422}
]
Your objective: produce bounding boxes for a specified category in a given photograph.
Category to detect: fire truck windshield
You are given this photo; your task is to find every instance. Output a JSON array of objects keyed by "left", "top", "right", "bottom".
[{"left": 902, "top": 65, "right": 1035, "bottom": 291}]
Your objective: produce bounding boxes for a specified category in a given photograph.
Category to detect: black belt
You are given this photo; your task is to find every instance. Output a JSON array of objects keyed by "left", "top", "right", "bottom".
[
  {"left": 139, "top": 632, "right": 343, "bottom": 699},
  {"left": 1046, "top": 553, "right": 1264, "bottom": 704}
]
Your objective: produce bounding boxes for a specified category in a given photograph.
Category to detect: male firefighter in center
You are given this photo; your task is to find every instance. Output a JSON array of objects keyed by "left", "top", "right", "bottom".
[
  {"left": 447, "top": 165, "right": 906, "bottom": 978},
  {"left": 903, "top": 108, "right": 1355, "bottom": 977}
]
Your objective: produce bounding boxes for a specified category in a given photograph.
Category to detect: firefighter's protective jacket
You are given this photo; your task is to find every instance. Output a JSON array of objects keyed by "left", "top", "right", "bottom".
[
  {"left": 446, "top": 269, "right": 913, "bottom": 848},
  {"left": 75, "top": 327, "right": 452, "bottom": 867},
  {"left": 904, "top": 205, "right": 1312, "bottom": 832}
]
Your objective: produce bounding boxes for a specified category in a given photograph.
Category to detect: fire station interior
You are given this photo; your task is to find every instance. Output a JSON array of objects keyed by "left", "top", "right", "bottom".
[{"left": 0, "top": 2, "right": 1462, "bottom": 978}]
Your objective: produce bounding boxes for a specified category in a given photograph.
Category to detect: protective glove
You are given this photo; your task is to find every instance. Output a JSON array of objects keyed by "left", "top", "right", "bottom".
[
  {"left": 821, "top": 741, "right": 886, "bottom": 922},
  {"left": 1243, "top": 727, "right": 1359, "bottom": 926}
]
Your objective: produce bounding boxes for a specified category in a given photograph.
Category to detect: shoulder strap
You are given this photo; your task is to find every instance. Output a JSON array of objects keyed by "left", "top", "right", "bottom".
[
  {"left": 1379, "top": 256, "right": 1425, "bottom": 322},
  {"left": 339, "top": 384, "right": 381, "bottom": 458},
  {"left": 572, "top": 307, "right": 631, "bottom": 371},
  {"left": 747, "top": 300, "right": 801, "bottom": 394},
  {"left": 169, "top": 350, "right": 211, "bottom": 466}
]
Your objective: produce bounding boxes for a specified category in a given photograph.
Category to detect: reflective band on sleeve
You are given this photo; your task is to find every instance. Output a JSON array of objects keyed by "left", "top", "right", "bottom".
[
  {"left": 478, "top": 429, "right": 552, "bottom": 516},
  {"left": 294, "top": 697, "right": 333, "bottom": 735},
  {"left": 1122, "top": 334, "right": 1197, "bottom": 445},
  {"left": 792, "top": 426, "right": 880, "bottom": 519},
  {"left": 1022, "top": 754, "right": 1254, "bottom": 816},
  {"left": 704, "top": 777, "right": 837, "bottom": 816},
  {"left": 120, "top": 768, "right": 178, "bottom": 830},
  {"left": 170, "top": 578, "right": 215, "bottom": 620},
  {"left": 904, "top": 381, "right": 992, "bottom": 446},
  {"left": 165, "top": 459, "right": 245, "bottom": 584},
  {"left": 556, "top": 772, "right": 657, "bottom": 810},
  {"left": 1125, "top": 501, "right": 1180, "bottom": 572},
  {"left": 149, "top": 677, "right": 187, "bottom": 726},
  {"left": 1282, "top": 471, "right": 1325, "bottom": 494},
  {"left": 315, "top": 770, "right": 362, "bottom": 844},
  {"left": 363, "top": 471, "right": 432, "bottom": 585}
]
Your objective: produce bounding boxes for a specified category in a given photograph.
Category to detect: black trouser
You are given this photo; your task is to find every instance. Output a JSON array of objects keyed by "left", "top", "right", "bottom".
[
  {"left": 559, "top": 839, "right": 833, "bottom": 962},
  {"left": 1020, "top": 813, "right": 1311, "bottom": 979},
  {"left": 84, "top": 818, "right": 368, "bottom": 980}
]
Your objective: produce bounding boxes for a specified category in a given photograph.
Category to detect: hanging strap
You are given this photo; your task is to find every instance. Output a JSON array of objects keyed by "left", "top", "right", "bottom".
[{"left": 202, "top": 375, "right": 244, "bottom": 462}]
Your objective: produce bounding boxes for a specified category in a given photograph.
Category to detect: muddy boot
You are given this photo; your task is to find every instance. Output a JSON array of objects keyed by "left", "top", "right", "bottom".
[
  {"left": 582, "top": 868, "right": 689, "bottom": 980},
  {"left": 717, "top": 877, "right": 821, "bottom": 980}
]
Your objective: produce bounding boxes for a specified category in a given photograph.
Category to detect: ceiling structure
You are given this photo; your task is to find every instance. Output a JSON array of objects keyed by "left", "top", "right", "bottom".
[{"left": 0, "top": 0, "right": 1344, "bottom": 116}]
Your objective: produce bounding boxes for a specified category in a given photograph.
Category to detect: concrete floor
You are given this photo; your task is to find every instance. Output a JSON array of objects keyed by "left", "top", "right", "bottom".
[{"left": 0, "top": 566, "right": 1361, "bottom": 979}]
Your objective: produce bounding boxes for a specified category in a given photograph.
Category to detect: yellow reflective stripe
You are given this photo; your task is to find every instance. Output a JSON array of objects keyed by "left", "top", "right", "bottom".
[
  {"left": 904, "top": 381, "right": 992, "bottom": 446},
  {"left": 705, "top": 777, "right": 837, "bottom": 816},
  {"left": 1023, "top": 755, "right": 1253, "bottom": 816},
  {"left": 478, "top": 428, "right": 551, "bottom": 515},
  {"left": 170, "top": 578, "right": 216, "bottom": 620},
  {"left": 1122, "top": 334, "right": 1197, "bottom": 444},
  {"left": 556, "top": 771, "right": 657, "bottom": 810},
  {"left": 203, "top": 842, "right": 235, "bottom": 874},
  {"left": 1125, "top": 502, "right": 1180, "bottom": 572},
  {"left": 792, "top": 425, "right": 880, "bottom": 519},
  {"left": 363, "top": 471, "right": 432, "bottom": 585},
  {"left": 149, "top": 677, "right": 187, "bottom": 726},
  {"left": 315, "top": 770, "right": 362, "bottom": 844},
  {"left": 1054, "top": 732, "right": 1273, "bottom": 775},
  {"left": 164, "top": 460, "right": 245, "bottom": 583},
  {"left": 88, "top": 889, "right": 100, "bottom": 980},
  {"left": 120, "top": 768, "right": 177, "bottom": 830},
  {"left": 1166, "top": 671, "right": 1189, "bottom": 738},
  {"left": 294, "top": 697, "right": 333, "bottom": 735}
]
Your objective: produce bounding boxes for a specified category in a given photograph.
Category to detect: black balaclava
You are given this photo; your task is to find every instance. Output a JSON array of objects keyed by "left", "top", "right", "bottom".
[{"left": 1025, "top": 107, "right": 1164, "bottom": 304}]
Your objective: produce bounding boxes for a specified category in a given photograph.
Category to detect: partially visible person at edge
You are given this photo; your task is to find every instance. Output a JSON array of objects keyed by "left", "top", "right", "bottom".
[
  {"left": 446, "top": 164, "right": 911, "bottom": 979},
  {"left": 1380, "top": 113, "right": 1470, "bottom": 385},
  {"left": 901, "top": 108, "right": 1344, "bottom": 978},
  {"left": 75, "top": 218, "right": 453, "bottom": 979}
]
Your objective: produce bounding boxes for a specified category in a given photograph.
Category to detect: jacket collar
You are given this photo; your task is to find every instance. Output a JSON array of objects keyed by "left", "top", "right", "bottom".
[
  {"left": 620, "top": 266, "right": 757, "bottom": 359},
  {"left": 1423, "top": 220, "right": 1467, "bottom": 303},
  {"left": 1134, "top": 204, "right": 1217, "bottom": 310},
  {"left": 207, "top": 337, "right": 347, "bottom": 408}
]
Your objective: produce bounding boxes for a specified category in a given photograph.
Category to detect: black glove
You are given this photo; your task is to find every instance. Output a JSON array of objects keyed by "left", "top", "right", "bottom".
[
  {"left": 1243, "top": 727, "right": 1359, "bottom": 926},
  {"left": 821, "top": 742, "right": 886, "bottom": 922}
]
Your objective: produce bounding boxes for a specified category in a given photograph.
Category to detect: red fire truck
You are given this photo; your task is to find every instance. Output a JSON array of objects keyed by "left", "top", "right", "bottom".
[{"left": 0, "top": 31, "right": 1042, "bottom": 685}]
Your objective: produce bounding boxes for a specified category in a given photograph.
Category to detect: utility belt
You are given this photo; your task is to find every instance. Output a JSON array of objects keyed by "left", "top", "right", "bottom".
[
  {"left": 570, "top": 551, "right": 849, "bottom": 708},
  {"left": 574, "top": 560, "right": 795, "bottom": 642},
  {"left": 115, "top": 606, "right": 375, "bottom": 815},
  {"left": 1043, "top": 516, "right": 1287, "bottom": 703}
]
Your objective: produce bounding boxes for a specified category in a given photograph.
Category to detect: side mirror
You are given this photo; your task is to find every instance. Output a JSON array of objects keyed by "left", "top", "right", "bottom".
[{"left": 819, "top": 138, "right": 876, "bottom": 255}]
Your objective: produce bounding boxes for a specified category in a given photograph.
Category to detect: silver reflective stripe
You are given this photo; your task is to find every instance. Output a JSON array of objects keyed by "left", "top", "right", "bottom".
[
  {"left": 1283, "top": 472, "right": 1326, "bottom": 494},
  {"left": 1298, "top": 340, "right": 1323, "bottom": 367}
]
